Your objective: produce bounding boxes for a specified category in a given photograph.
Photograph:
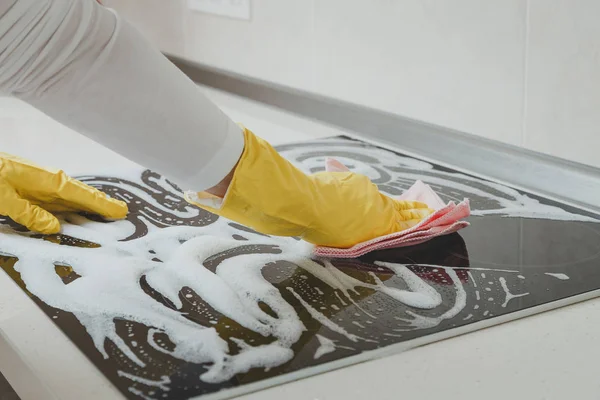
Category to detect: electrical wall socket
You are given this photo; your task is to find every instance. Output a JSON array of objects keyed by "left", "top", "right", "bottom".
[{"left": 187, "top": 0, "right": 251, "bottom": 21}]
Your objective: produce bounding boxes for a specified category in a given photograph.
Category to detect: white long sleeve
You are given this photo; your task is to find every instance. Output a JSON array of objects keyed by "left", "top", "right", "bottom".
[{"left": 0, "top": 0, "right": 244, "bottom": 191}]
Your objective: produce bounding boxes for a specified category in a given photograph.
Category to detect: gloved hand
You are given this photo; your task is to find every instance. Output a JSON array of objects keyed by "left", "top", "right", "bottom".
[
  {"left": 0, "top": 153, "right": 128, "bottom": 234},
  {"left": 185, "top": 128, "right": 433, "bottom": 248}
]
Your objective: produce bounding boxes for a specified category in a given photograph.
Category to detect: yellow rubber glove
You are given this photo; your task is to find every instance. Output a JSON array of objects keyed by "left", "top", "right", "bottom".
[
  {"left": 186, "top": 129, "right": 433, "bottom": 248},
  {"left": 0, "top": 153, "right": 128, "bottom": 234}
]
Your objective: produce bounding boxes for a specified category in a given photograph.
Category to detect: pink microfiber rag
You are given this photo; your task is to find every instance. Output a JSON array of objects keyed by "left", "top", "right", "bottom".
[{"left": 313, "top": 158, "right": 471, "bottom": 258}]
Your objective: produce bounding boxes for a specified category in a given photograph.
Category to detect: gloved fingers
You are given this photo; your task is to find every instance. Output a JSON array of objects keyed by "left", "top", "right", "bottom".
[
  {"left": 54, "top": 176, "right": 128, "bottom": 219},
  {"left": 0, "top": 156, "right": 74, "bottom": 196},
  {"left": 40, "top": 203, "right": 84, "bottom": 213},
  {"left": 393, "top": 199, "right": 431, "bottom": 210},
  {"left": 397, "top": 207, "right": 434, "bottom": 221},
  {"left": 6, "top": 164, "right": 128, "bottom": 219},
  {"left": 0, "top": 181, "right": 60, "bottom": 234}
]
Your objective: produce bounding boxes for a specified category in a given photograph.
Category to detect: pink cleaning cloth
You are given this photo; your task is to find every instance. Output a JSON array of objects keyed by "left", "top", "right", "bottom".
[{"left": 313, "top": 158, "right": 471, "bottom": 258}]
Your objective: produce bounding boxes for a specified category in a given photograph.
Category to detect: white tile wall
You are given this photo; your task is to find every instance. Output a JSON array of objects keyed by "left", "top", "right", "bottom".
[
  {"left": 183, "top": 0, "right": 316, "bottom": 91},
  {"left": 312, "top": 0, "right": 526, "bottom": 145},
  {"left": 104, "top": 0, "right": 600, "bottom": 168},
  {"left": 524, "top": 0, "right": 600, "bottom": 168}
]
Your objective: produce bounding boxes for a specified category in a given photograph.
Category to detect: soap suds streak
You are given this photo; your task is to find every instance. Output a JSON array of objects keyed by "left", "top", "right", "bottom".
[
  {"left": 393, "top": 268, "right": 467, "bottom": 331},
  {"left": 313, "top": 334, "right": 336, "bottom": 359},
  {"left": 383, "top": 333, "right": 403, "bottom": 338},
  {"left": 545, "top": 273, "right": 570, "bottom": 280},
  {"left": 334, "top": 292, "right": 348, "bottom": 306},
  {"left": 498, "top": 277, "right": 530, "bottom": 308},
  {"left": 117, "top": 371, "right": 171, "bottom": 391},
  {"left": 128, "top": 387, "right": 155, "bottom": 400},
  {"left": 467, "top": 271, "right": 478, "bottom": 287},
  {"left": 287, "top": 287, "right": 364, "bottom": 343}
]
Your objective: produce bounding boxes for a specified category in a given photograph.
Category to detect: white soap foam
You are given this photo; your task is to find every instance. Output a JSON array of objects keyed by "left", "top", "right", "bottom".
[
  {"left": 383, "top": 333, "right": 403, "bottom": 338},
  {"left": 499, "top": 277, "right": 530, "bottom": 308},
  {"left": 394, "top": 269, "right": 467, "bottom": 331},
  {"left": 545, "top": 273, "right": 570, "bottom": 280},
  {"left": 374, "top": 263, "right": 442, "bottom": 309},
  {"left": 313, "top": 334, "right": 336, "bottom": 359},
  {"left": 2, "top": 212, "right": 471, "bottom": 388},
  {"left": 117, "top": 371, "right": 171, "bottom": 391},
  {"left": 128, "top": 387, "right": 154, "bottom": 400},
  {"left": 287, "top": 287, "right": 364, "bottom": 343},
  {"left": 467, "top": 271, "right": 478, "bottom": 287}
]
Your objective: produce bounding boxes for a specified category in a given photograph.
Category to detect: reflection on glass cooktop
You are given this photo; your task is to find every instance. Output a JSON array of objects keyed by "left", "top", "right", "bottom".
[{"left": 0, "top": 136, "right": 599, "bottom": 400}]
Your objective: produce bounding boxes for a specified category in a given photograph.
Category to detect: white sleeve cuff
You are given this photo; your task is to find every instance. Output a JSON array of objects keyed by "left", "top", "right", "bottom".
[{"left": 184, "top": 119, "right": 244, "bottom": 191}]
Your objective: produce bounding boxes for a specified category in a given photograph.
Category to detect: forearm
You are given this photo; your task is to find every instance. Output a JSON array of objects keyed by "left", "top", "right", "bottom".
[{"left": 0, "top": 0, "right": 243, "bottom": 191}]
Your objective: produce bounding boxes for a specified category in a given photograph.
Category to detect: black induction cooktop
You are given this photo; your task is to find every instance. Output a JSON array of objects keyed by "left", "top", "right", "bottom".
[{"left": 1, "top": 136, "right": 598, "bottom": 400}]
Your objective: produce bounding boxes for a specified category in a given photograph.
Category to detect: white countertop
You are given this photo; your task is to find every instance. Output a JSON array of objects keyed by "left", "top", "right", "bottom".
[{"left": 1, "top": 86, "right": 599, "bottom": 400}]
